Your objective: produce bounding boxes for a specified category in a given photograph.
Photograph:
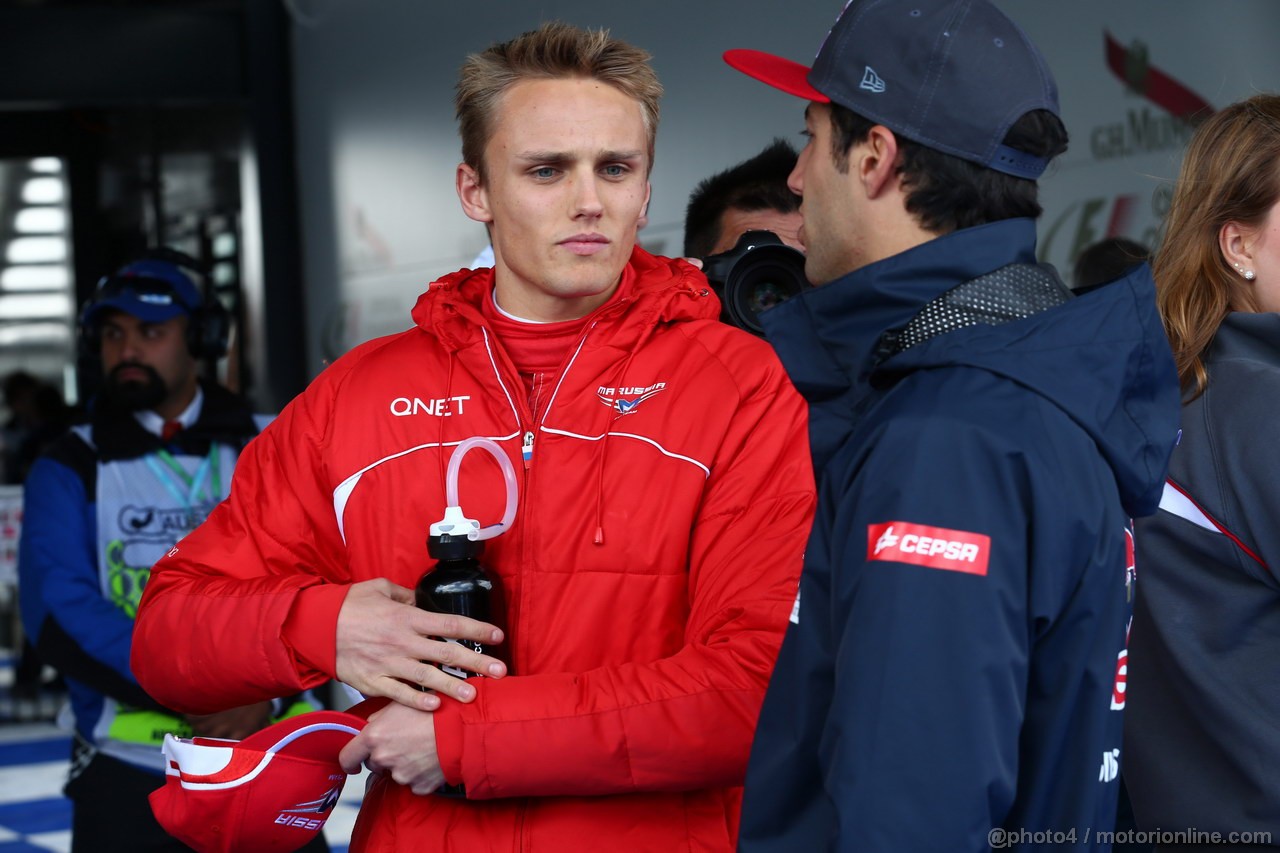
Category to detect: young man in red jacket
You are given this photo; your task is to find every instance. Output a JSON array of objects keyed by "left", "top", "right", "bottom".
[{"left": 131, "top": 22, "right": 814, "bottom": 852}]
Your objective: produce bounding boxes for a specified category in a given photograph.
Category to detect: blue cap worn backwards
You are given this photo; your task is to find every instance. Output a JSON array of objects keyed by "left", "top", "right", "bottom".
[
  {"left": 725, "top": 0, "right": 1060, "bottom": 179},
  {"left": 83, "top": 258, "right": 204, "bottom": 326}
]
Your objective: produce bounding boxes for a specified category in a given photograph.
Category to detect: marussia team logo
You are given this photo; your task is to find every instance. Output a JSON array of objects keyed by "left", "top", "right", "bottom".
[
  {"left": 597, "top": 382, "right": 666, "bottom": 415},
  {"left": 281, "top": 783, "right": 344, "bottom": 815},
  {"left": 275, "top": 781, "right": 344, "bottom": 831},
  {"left": 867, "top": 521, "right": 991, "bottom": 576}
]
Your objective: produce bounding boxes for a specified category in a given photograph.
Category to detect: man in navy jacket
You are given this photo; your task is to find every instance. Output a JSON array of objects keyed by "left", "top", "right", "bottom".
[{"left": 726, "top": 1, "right": 1181, "bottom": 850}]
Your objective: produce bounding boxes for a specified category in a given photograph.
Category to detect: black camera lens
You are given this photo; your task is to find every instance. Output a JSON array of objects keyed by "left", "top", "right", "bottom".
[{"left": 700, "top": 230, "right": 809, "bottom": 336}]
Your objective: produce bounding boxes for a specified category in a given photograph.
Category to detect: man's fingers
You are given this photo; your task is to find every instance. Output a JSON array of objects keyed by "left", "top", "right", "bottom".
[
  {"left": 423, "top": 669, "right": 476, "bottom": 703},
  {"left": 339, "top": 736, "right": 371, "bottom": 775},
  {"left": 407, "top": 636, "right": 507, "bottom": 682},
  {"left": 335, "top": 578, "right": 506, "bottom": 713},
  {"left": 410, "top": 610, "right": 503, "bottom": 647},
  {"left": 359, "top": 658, "right": 490, "bottom": 708},
  {"left": 405, "top": 612, "right": 507, "bottom": 679},
  {"left": 381, "top": 679, "right": 442, "bottom": 712}
]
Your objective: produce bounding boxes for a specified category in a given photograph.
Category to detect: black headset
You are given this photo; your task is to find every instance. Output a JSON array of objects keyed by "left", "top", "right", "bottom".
[{"left": 79, "top": 248, "right": 231, "bottom": 361}]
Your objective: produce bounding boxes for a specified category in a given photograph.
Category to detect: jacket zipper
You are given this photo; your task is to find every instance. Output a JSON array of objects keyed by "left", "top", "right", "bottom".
[{"left": 509, "top": 321, "right": 598, "bottom": 678}]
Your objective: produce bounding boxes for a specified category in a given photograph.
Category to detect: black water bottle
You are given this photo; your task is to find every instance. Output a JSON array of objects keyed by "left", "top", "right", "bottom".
[{"left": 415, "top": 530, "right": 505, "bottom": 796}]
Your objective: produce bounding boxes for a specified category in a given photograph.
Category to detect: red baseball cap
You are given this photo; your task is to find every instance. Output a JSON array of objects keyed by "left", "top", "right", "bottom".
[{"left": 149, "top": 710, "right": 366, "bottom": 853}]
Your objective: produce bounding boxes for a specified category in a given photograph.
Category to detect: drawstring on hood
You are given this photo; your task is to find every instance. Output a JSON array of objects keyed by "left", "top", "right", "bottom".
[
  {"left": 591, "top": 319, "right": 662, "bottom": 545},
  {"left": 438, "top": 352, "right": 458, "bottom": 488},
  {"left": 581, "top": 253, "right": 707, "bottom": 546}
]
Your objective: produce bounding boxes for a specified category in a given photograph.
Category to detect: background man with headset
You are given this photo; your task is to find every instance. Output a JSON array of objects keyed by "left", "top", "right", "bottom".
[{"left": 17, "top": 250, "right": 325, "bottom": 853}]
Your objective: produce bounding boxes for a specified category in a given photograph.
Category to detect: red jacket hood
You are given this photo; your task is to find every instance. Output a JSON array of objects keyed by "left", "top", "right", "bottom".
[{"left": 410, "top": 246, "right": 717, "bottom": 351}]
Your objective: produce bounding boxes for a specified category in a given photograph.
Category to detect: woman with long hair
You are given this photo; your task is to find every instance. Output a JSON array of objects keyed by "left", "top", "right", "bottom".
[{"left": 1126, "top": 94, "right": 1280, "bottom": 848}]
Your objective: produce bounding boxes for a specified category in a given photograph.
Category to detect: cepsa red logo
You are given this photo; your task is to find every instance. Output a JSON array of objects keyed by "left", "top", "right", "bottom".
[
  {"left": 866, "top": 522, "right": 990, "bottom": 576},
  {"left": 1112, "top": 618, "right": 1131, "bottom": 711},
  {"left": 1112, "top": 524, "right": 1137, "bottom": 711},
  {"left": 1124, "top": 524, "right": 1137, "bottom": 600}
]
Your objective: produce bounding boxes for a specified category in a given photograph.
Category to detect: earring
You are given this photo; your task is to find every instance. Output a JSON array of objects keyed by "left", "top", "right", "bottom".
[{"left": 1246, "top": 270, "right": 1257, "bottom": 281}]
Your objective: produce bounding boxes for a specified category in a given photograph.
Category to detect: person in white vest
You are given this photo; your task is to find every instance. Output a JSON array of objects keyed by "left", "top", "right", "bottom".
[{"left": 17, "top": 249, "right": 325, "bottom": 853}]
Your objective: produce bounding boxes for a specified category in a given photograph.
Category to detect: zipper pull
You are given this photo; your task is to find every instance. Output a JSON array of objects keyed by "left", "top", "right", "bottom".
[{"left": 522, "top": 431, "right": 534, "bottom": 469}]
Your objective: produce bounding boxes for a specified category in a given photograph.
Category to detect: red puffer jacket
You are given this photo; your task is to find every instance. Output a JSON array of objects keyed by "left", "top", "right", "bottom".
[{"left": 133, "top": 248, "right": 815, "bottom": 852}]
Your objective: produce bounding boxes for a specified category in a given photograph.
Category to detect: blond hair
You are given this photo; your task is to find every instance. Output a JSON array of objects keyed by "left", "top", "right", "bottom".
[
  {"left": 1154, "top": 94, "right": 1280, "bottom": 397},
  {"left": 455, "top": 22, "right": 662, "bottom": 183}
]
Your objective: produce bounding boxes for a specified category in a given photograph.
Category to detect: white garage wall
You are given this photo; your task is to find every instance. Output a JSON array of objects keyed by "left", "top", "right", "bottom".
[{"left": 289, "top": 1, "right": 1280, "bottom": 374}]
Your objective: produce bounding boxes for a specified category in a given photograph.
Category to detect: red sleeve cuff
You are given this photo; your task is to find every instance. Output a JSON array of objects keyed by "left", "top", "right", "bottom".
[
  {"left": 281, "top": 583, "right": 350, "bottom": 677},
  {"left": 433, "top": 683, "right": 473, "bottom": 788}
]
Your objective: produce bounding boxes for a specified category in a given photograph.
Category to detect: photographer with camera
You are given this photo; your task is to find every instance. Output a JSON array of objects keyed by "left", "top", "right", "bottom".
[{"left": 685, "top": 139, "right": 809, "bottom": 335}]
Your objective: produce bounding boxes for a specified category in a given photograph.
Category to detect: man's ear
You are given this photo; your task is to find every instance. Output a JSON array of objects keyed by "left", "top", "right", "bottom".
[
  {"left": 638, "top": 182, "right": 652, "bottom": 230},
  {"left": 457, "top": 163, "right": 493, "bottom": 224},
  {"left": 859, "top": 125, "right": 902, "bottom": 199}
]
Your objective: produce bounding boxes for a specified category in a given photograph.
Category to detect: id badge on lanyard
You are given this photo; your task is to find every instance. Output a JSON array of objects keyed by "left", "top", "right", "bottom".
[{"left": 143, "top": 446, "right": 222, "bottom": 525}]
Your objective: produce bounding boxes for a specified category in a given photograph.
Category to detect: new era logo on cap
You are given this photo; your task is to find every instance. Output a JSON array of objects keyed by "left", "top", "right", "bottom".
[
  {"left": 859, "top": 66, "right": 885, "bottom": 93},
  {"left": 150, "top": 710, "right": 366, "bottom": 853}
]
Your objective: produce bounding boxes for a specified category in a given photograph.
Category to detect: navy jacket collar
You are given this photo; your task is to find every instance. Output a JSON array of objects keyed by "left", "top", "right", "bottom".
[{"left": 761, "top": 218, "right": 1039, "bottom": 406}]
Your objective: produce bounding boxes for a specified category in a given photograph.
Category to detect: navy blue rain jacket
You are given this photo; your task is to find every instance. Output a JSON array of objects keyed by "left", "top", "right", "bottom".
[{"left": 739, "top": 219, "right": 1180, "bottom": 853}]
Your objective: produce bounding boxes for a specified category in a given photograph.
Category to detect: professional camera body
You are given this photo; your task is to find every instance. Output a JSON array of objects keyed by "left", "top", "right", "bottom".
[{"left": 700, "top": 230, "right": 810, "bottom": 336}]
